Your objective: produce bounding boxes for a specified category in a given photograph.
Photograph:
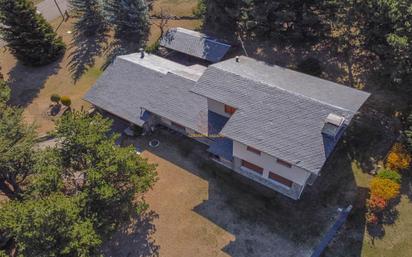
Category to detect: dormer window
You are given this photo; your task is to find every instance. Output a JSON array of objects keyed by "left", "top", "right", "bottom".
[{"left": 224, "top": 105, "right": 236, "bottom": 115}]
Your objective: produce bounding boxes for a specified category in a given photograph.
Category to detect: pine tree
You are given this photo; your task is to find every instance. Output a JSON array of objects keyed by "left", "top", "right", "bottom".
[
  {"left": 105, "top": 0, "right": 150, "bottom": 44},
  {"left": 102, "top": 0, "right": 150, "bottom": 67},
  {"left": 70, "top": 0, "right": 109, "bottom": 37},
  {"left": 0, "top": 0, "right": 66, "bottom": 66}
]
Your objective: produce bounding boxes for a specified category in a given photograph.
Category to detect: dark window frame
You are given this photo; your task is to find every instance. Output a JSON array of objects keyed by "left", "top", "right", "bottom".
[
  {"left": 268, "top": 172, "right": 293, "bottom": 188},
  {"left": 241, "top": 160, "right": 264, "bottom": 175}
]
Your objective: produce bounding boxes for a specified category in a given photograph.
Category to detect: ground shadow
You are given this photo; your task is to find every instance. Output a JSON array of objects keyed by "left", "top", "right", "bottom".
[
  {"left": 68, "top": 31, "right": 108, "bottom": 83},
  {"left": 101, "top": 210, "right": 160, "bottom": 257},
  {"left": 7, "top": 58, "right": 62, "bottom": 107},
  {"left": 108, "top": 117, "right": 364, "bottom": 257},
  {"left": 401, "top": 172, "right": 412, "bottom": 202}
]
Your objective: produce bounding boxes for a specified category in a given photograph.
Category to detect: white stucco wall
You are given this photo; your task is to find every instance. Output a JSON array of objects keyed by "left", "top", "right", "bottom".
[
  {"left": 232, "top": 141, "right": 311, "bottom": 186},
  {"left": 207, "top": 98, "right": 232, "bottom": 118}
]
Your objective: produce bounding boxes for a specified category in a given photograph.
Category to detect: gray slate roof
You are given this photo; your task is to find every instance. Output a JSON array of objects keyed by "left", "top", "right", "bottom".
[
  {"left": 160, "top": 27, "right": 231, "bottom": 63},
  {"left": 192, "top": 56, "right": 371, "bottom": 173},
  {"left": 84, "top": 53, "right": 208, "bottom": 134}
]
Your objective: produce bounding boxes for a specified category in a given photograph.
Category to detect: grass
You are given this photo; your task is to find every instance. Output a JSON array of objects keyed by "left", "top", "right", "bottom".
[
  {"left": 153, "top": 0, "right": 198, "bottom": 16},
  {"left": 360, "top": 193, "right": 412, "bottom": 257},
  {"left": 0, "top": 3, "right": 201, "bottom": 135}
]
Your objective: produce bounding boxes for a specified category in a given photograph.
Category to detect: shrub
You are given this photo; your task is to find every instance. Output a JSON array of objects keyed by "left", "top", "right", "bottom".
[
  {"left": 60, "top": 96, "right": 71, "bottom": 107},
  {"left": 297, "top": 57, "right": 323, "bottom": 77},
  {"left": 192, "top": 0, "right": 206, "bottom": 18},
  {"left": 370, "top": 177, "right": 400, "bottom": 201},
  {"left": 386, "top": 143, "right": 411, "bottom": 171},
  {"left": 366, "top": 211, "right": 379, "bottom": 225},
  {"left": 145, "top": 40, "right": 160, "bottom": 54},
  {"left": 377, "top": 169, "right": 402, "bottom": 184},
  {"left": 367, "top": 195, "right": 387, "bottom": 212},
  {"left": 50, "top": 94, "right": 61, "bottom": 104}
]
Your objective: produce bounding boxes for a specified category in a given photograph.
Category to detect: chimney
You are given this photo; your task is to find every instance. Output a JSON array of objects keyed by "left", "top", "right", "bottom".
[
  {"left": 235, "top": 56, "right": 240, "bottom": 63},
  {"left": 322, "top": 113, "right": 345, "bottom": 139},
  {"left": 139, "top": 48, "right": 145, "bottom": 58}
]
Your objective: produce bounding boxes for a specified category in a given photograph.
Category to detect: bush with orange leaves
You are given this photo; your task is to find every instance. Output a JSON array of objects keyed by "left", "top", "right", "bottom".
[
  {"left": 370, "top": 177, "right": 400, "bottom": 201},
  {"left": 386, "top": 143, "right": 411, "bottom": 171},
  {"left": 367, "top": 195, "right": 387, "bottom": 212}
]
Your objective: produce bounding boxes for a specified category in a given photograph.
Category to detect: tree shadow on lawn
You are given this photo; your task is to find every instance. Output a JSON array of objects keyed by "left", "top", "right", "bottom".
[
  {"left": 101, "top": 210, "right": 160, "bottom": 257},
  {"left": 68, "top": 32, "right": 108, "bottom": 83},
  {"left": 7, "top": 58, "right": 62, "bottom": 107}
]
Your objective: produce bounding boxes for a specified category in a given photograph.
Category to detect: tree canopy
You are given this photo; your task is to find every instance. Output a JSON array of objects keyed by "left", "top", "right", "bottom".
[
  {"left": 0, "top": 108, "right": 157, "bottom": 256},
  {"left": 0, "top": 77, "right": 36, "bottom": 199},
  {"left": 0, "top": 0, "right": 66, "bottom": 66},
  {"left": 201, "top": 0, "right": 412, "bottom": 88},
  {"left": 361, "top": 0, "right": 412, "bottom": 86}
]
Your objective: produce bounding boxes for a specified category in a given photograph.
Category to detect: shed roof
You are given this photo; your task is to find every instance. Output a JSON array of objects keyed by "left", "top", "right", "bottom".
[{"left": 159, "top": 27, "right": 231, "bottom": 63}]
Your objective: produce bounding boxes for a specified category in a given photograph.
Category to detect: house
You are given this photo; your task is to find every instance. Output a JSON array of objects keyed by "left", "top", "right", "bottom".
[{"left": 85, "top": 30, "right": 370, "bottom": 200}]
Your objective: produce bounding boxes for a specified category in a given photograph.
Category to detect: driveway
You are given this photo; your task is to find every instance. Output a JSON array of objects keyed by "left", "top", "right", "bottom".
[{"left": 0, "top": 0, "right": 69, "bottom": 48}]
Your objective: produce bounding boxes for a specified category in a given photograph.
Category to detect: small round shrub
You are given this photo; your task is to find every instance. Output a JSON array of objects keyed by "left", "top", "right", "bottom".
[
  {"left": 50, "top": 94, "right": 61, "bottom": 104},
  {"left": 297, "top": 57, "right": 323, "bottom": 77},
  {"left": 60, "top": 96, "right": 71, "bottom": 107},
  {"left": 377, "top": 169, "right": 401, "bottom": 184}
]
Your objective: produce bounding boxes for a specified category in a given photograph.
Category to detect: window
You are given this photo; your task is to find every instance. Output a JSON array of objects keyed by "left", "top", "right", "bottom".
[
  {"left": 269, "top": 172, "right": 293, "bottom": 188},
  {"left": 241, "top": 160, "right": 263, "bottom": 175},
  {"left": 247, "top": 146, "right": 261, "bottom": 155},
  {"left": 171, "top": 122, "right": 185, "bottom": 130},
  {"left": 224, "top": 105, "right": 236, "bottom": 115},
  {"left": 277, "top": 159, "right": 292, "bottom": 168}
]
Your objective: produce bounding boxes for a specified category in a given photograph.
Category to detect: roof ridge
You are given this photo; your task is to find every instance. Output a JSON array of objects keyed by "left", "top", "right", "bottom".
[{"left": 210, "top": 65, "right": 353, "bottom": 113}]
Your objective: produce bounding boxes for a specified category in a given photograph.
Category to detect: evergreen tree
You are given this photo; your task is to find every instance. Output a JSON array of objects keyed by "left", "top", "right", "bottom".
[
  {"left": 68, "top": 0, "right": 109, "bottom": 81},
  {"left": 69, "top": 0, "right": 109, "bottom": 37},
  {"left": 105, "top": 0, "right": 150, "bottom": 46},
  {"left": 103, "top": 0, "right": 150, "bottom": 67},
  {"left": 0, "top": 0, "right": 66, "bottom": 66}
]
